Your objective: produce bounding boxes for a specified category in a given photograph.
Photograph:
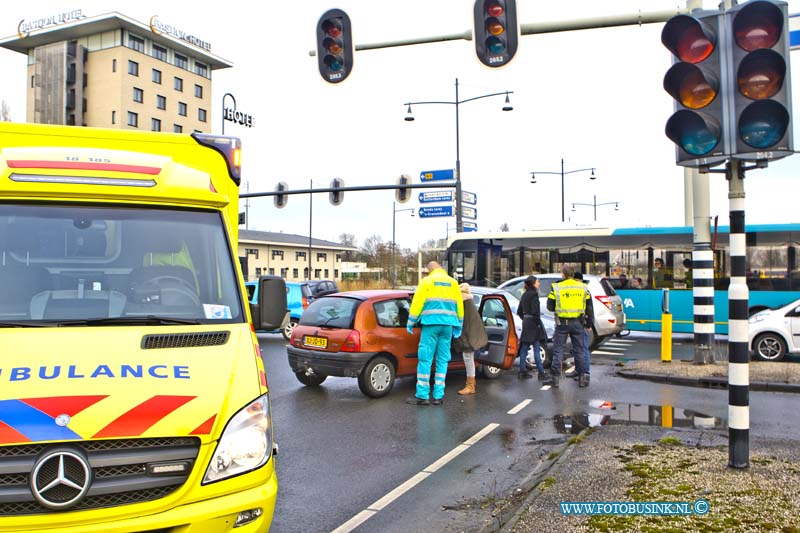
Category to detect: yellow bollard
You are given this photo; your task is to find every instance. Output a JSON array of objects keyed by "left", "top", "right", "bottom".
[
  {"left": 662, "top": 404, "right": 673, "bottom": 428},
  {"left": 661, "top": 313, "right": 672, "bottom": 362}
]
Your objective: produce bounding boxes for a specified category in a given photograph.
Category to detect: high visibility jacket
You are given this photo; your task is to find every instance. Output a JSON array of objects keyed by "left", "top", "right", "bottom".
[
  {"left": 547, "top": 278, "right": 591, "bottom": 318},
  {"left": 408, "top": 268, "right": 464, "bottom": 327}
]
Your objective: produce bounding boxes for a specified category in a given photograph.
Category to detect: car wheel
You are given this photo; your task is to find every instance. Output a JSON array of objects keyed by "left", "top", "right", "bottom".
[
  {"left": 282, "top": 319, "right": 298, "bottom": 341},
  {"left": 753, "top": 333, "right": 787, "bottom": 362},
  {"left": 294, "top": 370, "right": 327, "bottom": 387},
  {"left": 480, "top": 364, "right": 503, "bottom": 379},
  {"left": 358, "top": 355, "right": 395, "bottom": 398}
]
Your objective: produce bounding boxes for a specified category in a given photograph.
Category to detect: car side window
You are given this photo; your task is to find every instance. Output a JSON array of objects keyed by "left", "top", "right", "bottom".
[
  {"left": 374, "top": 298, "right": 410, "bottom": 328},
  {"left": 481, "top": 299, "right": 508, "bottom": 330}
]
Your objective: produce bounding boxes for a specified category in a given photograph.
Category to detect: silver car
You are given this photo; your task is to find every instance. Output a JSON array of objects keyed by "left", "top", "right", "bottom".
[
  {"left": 749, "top": 298, "right": 800, "bottom": 362},
  {"left": 497, "top": 273, "right": 626, "bottom": 349}
]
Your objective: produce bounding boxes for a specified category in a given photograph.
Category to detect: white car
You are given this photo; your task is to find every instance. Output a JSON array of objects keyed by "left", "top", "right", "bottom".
[{"left": 749, "top": 298, "right": 800, "bottom": 361}]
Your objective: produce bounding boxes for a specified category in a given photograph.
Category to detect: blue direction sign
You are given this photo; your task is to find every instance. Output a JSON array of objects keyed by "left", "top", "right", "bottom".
[
  {"left": 418, "top": 205, "right": 453, "bottom": 218},
  {"left": 462, "top": 206, "right": 477, "bottom": 220},
  {"left": 461, "top": 190, "right": 477, "bottom": 205},
  {"left": 418, "top": 190, "right": 454, "bottom": 203},
  {"left": 420, "top": 169, "right": 454, "bottom": 182},
  {"left": 463, "top": 221, "right": 478, "bottom": 232}
]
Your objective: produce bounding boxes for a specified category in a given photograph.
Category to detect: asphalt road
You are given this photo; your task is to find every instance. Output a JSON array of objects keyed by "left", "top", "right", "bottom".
[{"left": 260, "top": 332, "right": 799, "bottom": 533}]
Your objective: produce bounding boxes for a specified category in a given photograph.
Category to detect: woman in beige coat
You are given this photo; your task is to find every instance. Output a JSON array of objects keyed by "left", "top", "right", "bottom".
[{"left": 452, "top": 283, "right": 488, "bottom": 395}]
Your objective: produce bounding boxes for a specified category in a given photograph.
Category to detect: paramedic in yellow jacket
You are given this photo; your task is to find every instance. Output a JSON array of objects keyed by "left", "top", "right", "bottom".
[{"left": 405, "top": 261, "right": 464, "bottom": 405}]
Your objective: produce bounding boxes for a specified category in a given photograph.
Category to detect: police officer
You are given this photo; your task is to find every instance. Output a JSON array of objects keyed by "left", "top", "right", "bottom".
[{"left": 546, "top": 265, "right": 594, "bottom": 388}]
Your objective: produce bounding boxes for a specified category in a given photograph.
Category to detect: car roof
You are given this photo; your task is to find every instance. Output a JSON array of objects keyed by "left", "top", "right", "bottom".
[{"left": 322, "top": 289, "right": 412, "bottom": 301}]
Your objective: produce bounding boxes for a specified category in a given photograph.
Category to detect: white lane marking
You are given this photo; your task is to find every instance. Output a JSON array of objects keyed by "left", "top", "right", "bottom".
[
  {"left": 605, "top": 339, "right": 636, "bottom": 344},
  {"left": 507, "top": 399, "right": 532, "bottom": 415},
  {"left": 331, "top": 423, "right": 499, "bottom": 533},
  {"left": 540, "top": 385, "right": 552, "bottom": 390},
  {"left": 594, "top": 346, "right": 627, "bottom": 352},
  {"left": 564, "top": 365, "right": 575, "bottom": 374},
  {"left": 592, "top": 350, "right": 628, "bottom": 356}
]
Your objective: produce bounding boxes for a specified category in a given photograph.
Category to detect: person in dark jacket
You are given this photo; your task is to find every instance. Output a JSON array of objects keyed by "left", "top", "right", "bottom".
[
  {"left": 517, "top": 276, "right": 548, "bottom": 380},
  {"left": 453, "top": 283, "right": 488, "bottom": 395}
]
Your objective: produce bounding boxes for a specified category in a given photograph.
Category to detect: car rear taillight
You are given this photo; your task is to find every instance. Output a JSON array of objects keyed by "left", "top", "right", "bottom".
[
  {"left": 341, "top": 330, "right": 361, "bottom": 352},
  {"left": 595, "top": 295, "right": 614, "bottom": 309},
  {"left": 302, "top": 296, "right": 309, "bottom": 309}
]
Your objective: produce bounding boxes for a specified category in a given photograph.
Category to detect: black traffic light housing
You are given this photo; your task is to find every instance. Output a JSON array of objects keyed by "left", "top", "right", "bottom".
[
  {"left": 316, "top": 9, "right": 353, "bottom": 84},
  {"left": 726, "top": 0, "right": 792, "bottom": 161},
  {"left": 662, "top": 11, "right": 728, "bottom": 167},
  {"left": 395, "top": 175, "right": 411, "bottom": 203},
  {"left": 329, "top": 178, "right": 345, "bottom": 205},
  {"left": 473, "top": 0, "right": 518, "bottom": 68},
  {"left": 274, "top": 182, "right": 288, "bottom": 209}
]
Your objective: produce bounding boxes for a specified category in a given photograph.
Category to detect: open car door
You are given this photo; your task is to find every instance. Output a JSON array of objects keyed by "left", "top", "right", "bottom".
[{"left": 474, "top": 294, "right": 519, "bottom": 370}]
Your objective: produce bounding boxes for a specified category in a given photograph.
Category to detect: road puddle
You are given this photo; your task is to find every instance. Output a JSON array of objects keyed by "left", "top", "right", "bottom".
[{"left": 554, "top": 399, "right": 727, "bottom": 434}]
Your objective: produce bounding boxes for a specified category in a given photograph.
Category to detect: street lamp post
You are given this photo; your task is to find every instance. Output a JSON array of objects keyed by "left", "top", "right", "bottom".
[
  {"left": 529, "top": 159, "right": 596, "bottom": 223},
  {"left": 392, "top": 201, "right": 415, "bottom": 288},
  {"left": 405, "top": 78, "right": 513, "bottom": 232},
  {"left": 571, "top": 195, "right": 620, "bottom": 222}
]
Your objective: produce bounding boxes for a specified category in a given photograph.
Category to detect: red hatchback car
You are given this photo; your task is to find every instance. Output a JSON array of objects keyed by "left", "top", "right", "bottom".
[{"left": 287, "top": 290, "right": 518, "bottom": 398}]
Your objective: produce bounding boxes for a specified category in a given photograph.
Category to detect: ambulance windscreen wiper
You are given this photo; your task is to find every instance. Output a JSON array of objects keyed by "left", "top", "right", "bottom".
[
  {"left": 54, "top": 316, "right": 203, "bottom": 326},
  {"left": 0, "top": 321, "right": 53, "bottom": 327}
]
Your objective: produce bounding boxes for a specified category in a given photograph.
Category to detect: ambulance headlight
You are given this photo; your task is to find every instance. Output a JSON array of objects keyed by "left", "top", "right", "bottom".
[{"left": 203, "top": 394, "right": 272, "bottom": 484}]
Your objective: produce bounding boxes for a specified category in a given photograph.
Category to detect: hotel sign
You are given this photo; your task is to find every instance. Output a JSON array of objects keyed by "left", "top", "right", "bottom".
[
  {"left": 149, "top": 16, "right": 211, "bottom": 51},
  {"left": 18, "top": 9, "right": 85, "bottom": 38}
]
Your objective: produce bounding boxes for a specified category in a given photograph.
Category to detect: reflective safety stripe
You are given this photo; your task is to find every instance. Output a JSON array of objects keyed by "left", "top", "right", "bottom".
[
  {"left": 434, "top": 373, "right": 446, "bottom": 378},
  {"left": 418, "top": 374, "right": 430, "bottom": 379}
]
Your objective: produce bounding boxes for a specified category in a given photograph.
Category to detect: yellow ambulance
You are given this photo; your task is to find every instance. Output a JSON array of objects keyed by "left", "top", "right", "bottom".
[{"left": 0, "top": 123, "right": 286, "bottom": 532}]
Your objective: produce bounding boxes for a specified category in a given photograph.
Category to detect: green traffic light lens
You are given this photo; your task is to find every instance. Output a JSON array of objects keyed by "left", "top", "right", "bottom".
[
  {"left": 739, "top": 100, "right": 789, "bottom": 148},
  {"left": 324, "top": 55, "right": 344, "bottom": 72},
  {"left": 487, "top": 36, "right": 506, "bottom": 54},
  {"left": 666, "top": 110, "right": 720, "bottom": 155},
  {"left": 661, "top": 15, "right": 715, "bottom": 64},
  {"left": 737, "top": 48, "right": 785, "bottom": 100},
  {"left": 733, "top": 1, "right": 782, "bottom": 51}
]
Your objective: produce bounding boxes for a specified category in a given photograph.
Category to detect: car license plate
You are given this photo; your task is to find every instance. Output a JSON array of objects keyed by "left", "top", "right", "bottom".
[{"left": 303, "top": 335, "right": 327, "bottom": 348}]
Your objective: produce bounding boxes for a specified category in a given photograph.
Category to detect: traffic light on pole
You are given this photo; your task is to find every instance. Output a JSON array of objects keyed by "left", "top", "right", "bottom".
[
  {"left": 727, "top": 0, "right": 792, "bottom": 161},
  {"left": 661, "top": 11, "right": 728, "bottom": 167},
  {"left": 395, "top": 174, "right": 411, "bottom": 203},
  {"left": 329, "top": 178, "right": 345, "bottom": 206},
  {"left": 316, "top": 9, "right": 353, "bottom": 84},
  {"left": 473, "top": 0, "right": 518, "bottom": 68},
  {"left": 274, "top": 182, "right": 288, "bottom": 209}
]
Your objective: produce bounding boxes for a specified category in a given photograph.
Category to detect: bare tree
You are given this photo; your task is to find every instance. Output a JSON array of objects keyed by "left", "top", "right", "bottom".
[
  {"left": 500, "top": 222, "right": 510, "bottom": 232},
  {"left": 338, "top": 233, "right": 358, "bottom": 261},
  {"left": 0, "top": 101, "right": 11, "bottom": 122}
]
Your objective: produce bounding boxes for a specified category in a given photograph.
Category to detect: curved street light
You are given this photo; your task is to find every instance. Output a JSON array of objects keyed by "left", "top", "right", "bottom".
[
  {"left": 529, "top": 158, "right": 596, "bottom": 223},
  {"left": 571, "top": 194, "right": 619, "bottom": 222}
]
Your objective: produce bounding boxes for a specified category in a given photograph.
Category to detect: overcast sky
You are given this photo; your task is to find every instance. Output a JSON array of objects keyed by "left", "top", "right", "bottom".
[{"left": 2, "top": 1, "right": 799, "bottom": 251}]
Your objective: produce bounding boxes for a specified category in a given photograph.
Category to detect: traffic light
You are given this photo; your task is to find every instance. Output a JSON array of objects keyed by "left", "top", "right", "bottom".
[
  {"left": 274, "top": 182, "right": 288, "bottom": 209},
  {"left": 316, "top": 9, "right": 353, "bottom": 84},
  {"left": 473, "top": 0, "right": 518, "bottom": 68},
  {"left": 661, "top": 11, "right": 728, "bottom": 167},
  {"left": 329, "top": 178, "right": 345, "bottom": 206},
  {"left": 727, "top": 0, "right": 792, "bottom": 161},
  {"left": 395, "top": 174, "right": 411, "bottom": 203}
]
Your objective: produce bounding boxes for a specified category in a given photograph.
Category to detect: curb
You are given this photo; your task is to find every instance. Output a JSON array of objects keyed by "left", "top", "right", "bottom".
[{"left": 615, "top": 370, "right": 800, "bottom": 393}]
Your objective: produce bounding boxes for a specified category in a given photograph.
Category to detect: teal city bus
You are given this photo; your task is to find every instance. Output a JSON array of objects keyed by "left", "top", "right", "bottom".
[{"left": 445, "top": 224, "right": 800, "bottom": 334}]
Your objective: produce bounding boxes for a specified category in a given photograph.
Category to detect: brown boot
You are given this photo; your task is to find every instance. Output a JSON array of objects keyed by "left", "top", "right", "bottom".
[{"left": 458, "top": 377, "right": 476, "bottom": 395}]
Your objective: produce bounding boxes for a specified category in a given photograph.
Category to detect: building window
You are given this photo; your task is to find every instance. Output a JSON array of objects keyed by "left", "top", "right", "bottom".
[
  {"left": 128, "top": 60, "right": 138, "bottom": 76},
  {"left": 31, "top": 75, "right": 35, "bottom": 88},
  {"left": 317, "top": 253, "right": 327, "bottom": 262},
  {"left": 67, "top": 114, "right": 76, "bottom": 126},
  {"left": 272, "top": 250, "right": 284, "bottom": 260},
  {"left": 194, "top": 84, "right": 203, "bottom": 98},
  {"left": 293, "top": 268, "right": 299, "bottom": 279},
  {"left": 268, "top": 268, "right": 275, "bottom": 276},
  {"left": 324, "top": 269, "right": 329, "bottom": 278},
  {"left": 174, "top": 77, "right": 183, "bottom": 91},
  {"left": 128, "top": 34, "right": 145, "bottom": 53},
  {"left": 178, "top": 102, "right": 187, "bottom": 116},
  {"left": 198, "top": 108, "right": 207, "bottom": 122},
  {"left": 281, "top": 268, "right": 288, "bottom": 278},
  {"left": 314, "top": 269, "right": 321, "bottom": 278},
  {"left": 127, "top": 111, "right": 138, "bottom": 127},
  {"left": 296, "top": 251, "right": 306, "bottom": 260},
  {"left": 195, "top": 62, "right": 208, "bottom": 77},
  {"left": 156, "top": 95, "right": 166, "bottom": 110},
  {"left": 245, "top": 248, "right": 259, "bottom": 259},
  {"left": 111, "top": 110, "right": 116, "bottom": 124},
  {"left": 152, "top": 44, "right": 167, "bottom": 62},
  {"left": 133, "top": 87, "right": 143, "bottom": 103},
  {"left": 152, "top": 68, "right": 161, "bottom": 84},
  {"left": 336, "top": 254, "right": 342, "bottom": 262},
  {"left": 174, "top": 53, "right": 188, "bottom": 70},
  {"left": 173, "top": 124, "right": 182, "bottom": 133},
  {"left": 334, "top": 269, "right": 339, "bottom": 278},
  {"left": 255, "top": 267, "right": 262, "bottom": 278},
  {"left": 112, "top": 59, "right": 116, "bottom": 73},
  {"left": 151, "top": 118, "right": 161, "bottom": 132},
  {"left": 303, "top": 267, "right": 309, "bottom": 279}
]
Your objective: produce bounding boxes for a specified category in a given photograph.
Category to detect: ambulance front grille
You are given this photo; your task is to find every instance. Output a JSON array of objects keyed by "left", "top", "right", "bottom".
[
  {"left": 0, "top": 437, "right": 200, "bottom": 516},
  {"left": 141, "top": 331, "right": 230, "bottom": 349}
]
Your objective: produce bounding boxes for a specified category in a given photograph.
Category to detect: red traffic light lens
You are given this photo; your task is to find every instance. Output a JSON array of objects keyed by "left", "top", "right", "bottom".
[
  {"left": 322, "top": 18, "right": 342, "bottom": 39},
  {"left": 737, "top": 49, "right": 786, "bottom": 100},
  {"left": 733, "top": 1, "right": 782, "bottom": 51},
  {"left": 487, "top": 18, "right": 505, "bottom": 36},
  {"left": 661, "top": 15, "right": 715, "bottom": 64},
  {"left": 487, "top": 2, "right": 504, "bottom": 17},
  {"left": 664, "top": 63, "right": 718, "bottom": 109}
]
